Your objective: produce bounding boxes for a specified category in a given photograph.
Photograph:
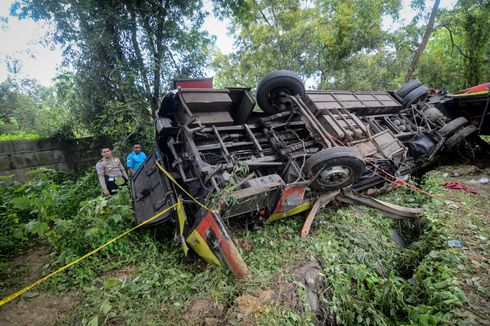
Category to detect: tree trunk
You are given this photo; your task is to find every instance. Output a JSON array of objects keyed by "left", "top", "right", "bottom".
[
  {"left": 152, "top": 11, "right": 164, "bottom": 117},
  {"left": 405, "top": 0, "right": 441, "bottom": 82},
  {"left": 128, "top": 8, "right": 152, "bottom": 98}
]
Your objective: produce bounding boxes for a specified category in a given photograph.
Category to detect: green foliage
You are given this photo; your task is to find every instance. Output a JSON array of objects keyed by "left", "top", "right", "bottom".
[
  {"left": 3, "top": 0, "right": 487, "bottom": 141},
  {"left": 12, "top": 0, "right": 214, "bottom": 142},
  {"left": 0, "top": 181, "right": 28, "bottom": 263},
  {"left": 0, "top": 78, "right": 73, "bottom": 137},
  {"left": 309, "top": 207, "right": 407, "bottom": 325},
  {"left": 206, "top": 163, "right": 250, "bottom": 209},
  {"left": 2, "top": 1, "right": 487, "bottom": 322},
  {"left": 213, "top": 0, "right": 402, "bottom": 92},
  {"left": 416, "top": 0, "right": 490, "bottom": 91},
  {"left": 1, "top": 167, "right": 481, "bottom": 324},
  {"left": 0, "top": 132, "right": 39, "bottom": 141},
  {"left": 0, "top": 169, "right": 99, "bottom": 279},
  {"left": 213, "top": 0, "right": 488, "bottom": 94}
]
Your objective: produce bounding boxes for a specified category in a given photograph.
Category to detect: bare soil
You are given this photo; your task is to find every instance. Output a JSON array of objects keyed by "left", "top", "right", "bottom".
[
  {"left": 101, "top": 265, "right": 138, "bottom": 282},
  {"left": 0, "top": 246, "right": 50, "bottom": 298},
  {"left": 0, "top": 246, "right": 77, "bottom": 326},
  {"left": 0, "top": 293, "right": 76, "bottom": 326},
  {"left": 182, "top": 297, "right": 225, "bottom": 325},
  {"left": 0, "top": 246, "right": 50, "bottom": 296}
]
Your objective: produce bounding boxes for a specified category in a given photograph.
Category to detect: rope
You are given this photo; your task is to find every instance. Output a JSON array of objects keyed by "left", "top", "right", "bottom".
[
  {"left": 306, "top": 108, "right": 484, "bottom": 215},
  {"left": 364, "top": 160, "right": 439, "bottom": 199},
  {"left": 155, "top": 161, "right": 214, "bottom": 212},
  {"left": 1, "top": 158, "right": 217, "bottom": 307},
  {"left": 0, "top": 202, "right": 179, "bottom": 307},
  {"left": 364, "top": 162, "right": 483, "bottom": 215}
]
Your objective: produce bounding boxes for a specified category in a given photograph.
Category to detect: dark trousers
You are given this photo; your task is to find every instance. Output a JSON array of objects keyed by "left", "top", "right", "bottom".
[{"left": 104, "top": 176, "right": 128, "bottom": 195}]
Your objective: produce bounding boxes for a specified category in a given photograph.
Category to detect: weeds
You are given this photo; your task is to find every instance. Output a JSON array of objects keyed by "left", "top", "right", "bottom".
[
  {"left": 1, "top": 168, "right": 483, "bottom": 325},
  {"left": 206, "top": 162, "right": 250, "bottom": 209}
]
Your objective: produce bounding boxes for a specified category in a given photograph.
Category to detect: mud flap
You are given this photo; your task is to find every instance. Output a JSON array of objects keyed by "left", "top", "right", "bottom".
[{"left": 186, "top": 210, "right": 249, "bottom": 278}]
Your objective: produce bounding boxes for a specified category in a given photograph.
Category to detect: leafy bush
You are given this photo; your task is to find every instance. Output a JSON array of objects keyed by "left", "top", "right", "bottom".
[
  {"left": 0, "top": 168, "right": 104, "bottom": 279},
  {"left": 0, "top": 180, "right": 29, "bottom": 265},
  {"left": 0, "top": 132, "right": 40, "bottom": 141},
  {"left": 0, "top": 168, "right": 474, "bottom": 325},
  {"left": 0, "top": 167, "right": 148, "bottom": 288}
]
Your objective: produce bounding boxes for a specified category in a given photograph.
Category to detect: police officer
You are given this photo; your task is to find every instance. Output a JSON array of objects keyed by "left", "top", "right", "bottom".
[
  {"left": 96, "top": 146, "right": 129, "bottom": 196},
  {"left": 126, "top": 142, "right": 147, "bottom": 176}
]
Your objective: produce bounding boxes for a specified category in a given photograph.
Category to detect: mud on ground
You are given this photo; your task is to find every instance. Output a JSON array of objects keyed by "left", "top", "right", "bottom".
[{"left": 0, "top": 246, "right": 77, "bottom": 326}]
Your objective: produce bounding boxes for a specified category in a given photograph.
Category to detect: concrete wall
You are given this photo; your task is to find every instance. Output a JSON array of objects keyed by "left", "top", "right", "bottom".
[{"left": 0, "top": 137, "right": 110, "bottom": 183}]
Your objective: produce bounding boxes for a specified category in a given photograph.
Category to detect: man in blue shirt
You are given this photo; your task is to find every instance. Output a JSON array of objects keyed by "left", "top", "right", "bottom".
[{"left": 127, "top": 143, "right": 147, "bottom": 176}]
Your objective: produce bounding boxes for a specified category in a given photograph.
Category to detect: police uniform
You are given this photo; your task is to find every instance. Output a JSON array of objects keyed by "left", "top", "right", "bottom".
[{"left": 96, "top": 157, "right": 129, "bottom": 194}]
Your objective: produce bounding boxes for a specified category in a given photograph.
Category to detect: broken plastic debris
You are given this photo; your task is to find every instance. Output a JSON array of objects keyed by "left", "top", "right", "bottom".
[
  {"left": 447, "top": 240, "right": 462, "bottom": 248},
  {"left": 468, "top": 177, "right": 489, "bottom": 184}
]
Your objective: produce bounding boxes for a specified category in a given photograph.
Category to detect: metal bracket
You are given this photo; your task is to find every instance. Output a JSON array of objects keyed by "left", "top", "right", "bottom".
[
  {"left": 301, "top": 191, "right": 339, "bottom": 238},
  {"left": 336, "top": 188, "right": 424, "bottom": 219},
  {"left": 300, "top": 188, "right": 424, "bottom": 238}
]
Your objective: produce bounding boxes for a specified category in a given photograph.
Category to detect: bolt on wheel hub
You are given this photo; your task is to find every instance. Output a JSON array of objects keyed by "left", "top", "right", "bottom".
[{"left": 318, "top": 166, "right": 351, "bottom": 187}]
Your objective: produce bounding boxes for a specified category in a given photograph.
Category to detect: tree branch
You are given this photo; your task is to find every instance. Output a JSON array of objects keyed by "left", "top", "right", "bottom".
[
  {"left": 166, "top": 47, "right": 180, "bottom": 74},
  {"left": 128, "top": 6, "right": 152, "bottom": 97},
  {"left": 253, "top": 0, "right": 273, "bottom": 27},
  {"left": 0, "top": 111, "right": 11, "bottom": 121},
  {"left": 405, "top": 0, "right": 441, "bottom": 82},
  {"left": 151, "top": 0, "right": 167, "bottom": 114},
  {"left": 435, "top": 24, "right": 469, "bottom": 59}
]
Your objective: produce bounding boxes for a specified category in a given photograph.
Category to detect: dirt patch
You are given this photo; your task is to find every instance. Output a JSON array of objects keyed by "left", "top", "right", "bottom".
[
  {"left": 236, "top": 238, "right": 253, "bottom": 252},
  {"left": 102, "top": 265, "right": 138, "bottom": 282},
  {"left": 1, "top": 246, "right": 50, "bottom": 298},
  {"left": 11, "top": 246, "right": 50, "bottom": 276},
  {"left": 220, "top": 287, "right": 274, "bottom": 325},
  {"left": 258, "top": 289, "right": 273, "bottom": 302},
  {"left": 224, "top": 294, "right": 259, "bottom": 326},
  {"left": 235, "top": 294, "right": 263, "bottom": 315},
  {"left": 182, "top": 297, "right": 224, "bottom": 325},
  {"left": 0, "top": 246, "right": 79, "bottom": 326},
  {"left": 0, "top": 293, "right": 77, "bottom": 326}
]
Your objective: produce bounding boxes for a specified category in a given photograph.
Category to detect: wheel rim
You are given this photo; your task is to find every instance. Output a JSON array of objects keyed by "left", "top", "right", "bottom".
[
  {"left": 316, "top": 165, "right": 352, "bottom": 187},
  {"left": 269, "top": 88, "right": 293, "bottom": 111}
]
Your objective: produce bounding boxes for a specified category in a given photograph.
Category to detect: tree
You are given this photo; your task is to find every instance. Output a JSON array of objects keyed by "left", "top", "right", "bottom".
[
  {"left": 405, "top": 0, "right": 440, "bottom": 82},
  {"left": 458, "top": 0, "right": 489, "bottom": 87},
  {"left": 412, "top": 0, "right": 489, "bottom": 90},
  {"left": 12, "top": 0, "right": 213, "bottom": 140},
  {"left": 414, "top": 28, "right": 465, "bottom": 91},
  {"left": 0, "top": 78, "right": 71, "bottom": 136},
  {"left": 212, "top": 0, "right": 401, "bottom": 91}
]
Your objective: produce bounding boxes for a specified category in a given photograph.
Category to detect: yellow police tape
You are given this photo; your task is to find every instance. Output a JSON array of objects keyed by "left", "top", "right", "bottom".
[
  {"left": 155, "top": 161, "right": 214, "bottom": 212},
  {"left": 0, "top": 202, "right": 178, "bottom": 307},
  {"left": 1, "top": 159, "right": 213, "bottom": 307}
]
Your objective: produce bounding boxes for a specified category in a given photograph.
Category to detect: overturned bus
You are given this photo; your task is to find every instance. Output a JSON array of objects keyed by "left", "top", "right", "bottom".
[{"left": 131, "top": 71, "right": 488, "bottom": 277}]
